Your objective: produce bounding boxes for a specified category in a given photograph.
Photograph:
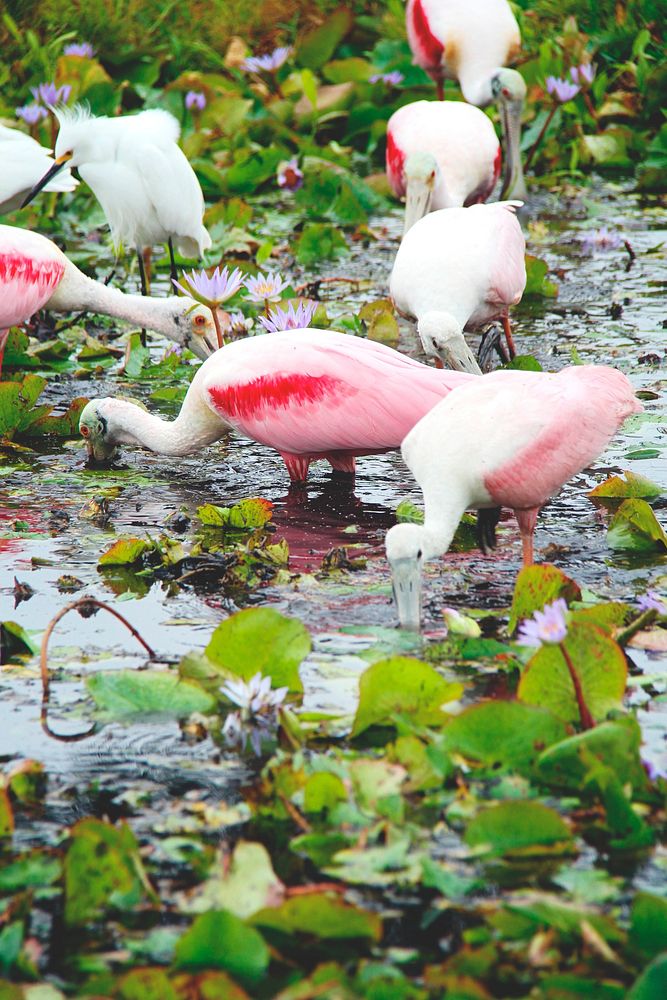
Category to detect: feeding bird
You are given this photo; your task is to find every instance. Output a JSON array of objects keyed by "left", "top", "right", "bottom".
[
  {"left": 386, "top": 100, "right": 501, "bottom": 233},
  {"left": 386, "top": 365, "right": 642, "bottom": 629},
  {"left": 389, "top": 201, "right": 526, "bottom": 371},
  {"left": 0, "top": 225, "right": 217, "bottom": 374},
  {"left": 405, "top": 0, "right": 526, "bottom": 199},
  {"left": 78, "top": 328, "right": 474, "bottom": 481},
  {"left": 20, "top": 107, "right": 211, "bottom": 293},
  {"left": 0, "top": 124, "right": 78, "bottom": 214}
]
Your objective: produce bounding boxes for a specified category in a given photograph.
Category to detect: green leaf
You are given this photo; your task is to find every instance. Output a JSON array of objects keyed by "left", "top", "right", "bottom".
[
  {"left": 0, "top": 620, "right": 37, "bottom": 662},
  {"left": 98, "top": 536, "right": 151, "bottom": 566},
  {"left": 0, "top": 375, "right": 49, "bottom": 439},
  {"left": 295, "top": 222, "right": 349, "bottom": 265},
  {"left": 0, "top": 923, "right": 22, "bottom": 976},
  {"left": 352, "top": 657, "right": 463, "bottom": 736},
  {"left": 297, "top": 9, "right": 353, "bottom": 69},
  {"left": 123, "top": 332, "right": 150, "bottom": 378},
  {"left": 518, "top": 621, "right": 627, "bottom": 724},
  {"left": 503, "top": 354, "right": 543, "bottom": 371},
  {"left": 205, "top": 608, "right": 310, "bottom": 693},
  {"left": 0, "top": 787, "right": 14, "bottom": 839},
  {"left": 536, "top": 717, "right": 650, "bottom": 798},
  {"left": 631, "top": 894, "right": 667, "bottom": 960},
  {"left": 359, "top": 299, "right": 399, "bottom": 346},
  {"left": 197, "top": 498, "right": 273, "bottom": 529},
  {"left": 607, "top": 499, "right": 667, "bottom": 551},
  {"left": 395, "top": 500, "right": 424, "bottom": 524},
  {"left": 87, "top": 671, "right": 215, "bottom": 719},
  {"left": 29, "top": 396, "right": 88, "bottom": 436},
  {"left": 183, "top": 842, "right": 284, "bottom": 919},
  {"left": 590, "top": 470, "right": 663, "bottom": 500},
  {"left": 115, "top": 969, "right": 177, "bottom": 1000},
  {"left": 524, "top": 254, "right": 558, "bottom": 298},
  {"left": 174, "top": 910, "right": 269, "bottom": 983},
  {"left": 0, "top": 853, "right": 61, "bottom": 892},
  {"left": 64, "top": 818, "right": 151, "bottom": 925},
  {"left": 627, "top": 955, "right": 667, "bottom": 1000},
  {"left": 464, "top": 801, "right": 574, "bottom": 858},
  {"left": 253, "top": 894, "right": 381, "bottom": 941},
  {"left": 441, "top": 701, "right": 568, "bottom": 774},
  {"left": 509, "top": 564, "right": 581, "bottom": 633},
  {"left": 303, "top": 772, "right": 347, "bottom": 813}
]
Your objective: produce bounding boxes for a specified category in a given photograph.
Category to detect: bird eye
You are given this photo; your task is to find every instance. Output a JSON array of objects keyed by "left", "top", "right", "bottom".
[
  {"left": 194, "top": 314, "right": 207, "bottom": 326},
  {"left": 417, "top": 549, "right": 422, "bottom": 559},
  {"left": 81, "top": 425, "right": 90, "bottom": 437},
  {"left": 502, "top": 87, "right": 511, "bottom": 98}
]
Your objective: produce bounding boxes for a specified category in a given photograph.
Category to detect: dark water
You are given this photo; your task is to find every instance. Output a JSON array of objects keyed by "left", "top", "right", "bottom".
[{"left": 1, "top": 180, "right": 665, "bottom": 820}]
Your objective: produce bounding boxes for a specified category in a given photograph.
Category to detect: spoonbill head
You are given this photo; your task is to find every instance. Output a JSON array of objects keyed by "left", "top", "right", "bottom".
[
  {"left": 386, "top": 365, "right": 642, "bottom": 629},
  {"left": 405, "top": 0, "right": 527, "bottom": 199},
  {"left": 417, "top": 311, "right": 482, "bottom": 374}
]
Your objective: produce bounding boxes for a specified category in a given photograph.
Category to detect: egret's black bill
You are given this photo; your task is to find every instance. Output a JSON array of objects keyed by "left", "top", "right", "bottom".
[{"left": 20, "top": 155, "right": 71, "bottom": 208}]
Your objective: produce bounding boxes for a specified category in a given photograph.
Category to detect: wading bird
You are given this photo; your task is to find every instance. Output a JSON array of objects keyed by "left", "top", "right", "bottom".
[
  {"left": 21, "top": 107, "right": 211, "bottom": 293},
  {"left": 389, "top": 201, "right": 525, "bottom": 371},
  {"left": 386, "top": 101, "right": 501, "bottom": 233},
  {"left": 405, "top": 0, "right": 526, "bottom": 198},
  {"left": 0, "top": 124, "right": 78, "bottom": 214},
  {"left": 0, "top": 225, "right": 217, "bottom": 374},
  {"left": 79, "top": 328, "right": 474, "bottom": 481},
  {"left": 386, "top": 365, "right": 641, "bottom": 629}
]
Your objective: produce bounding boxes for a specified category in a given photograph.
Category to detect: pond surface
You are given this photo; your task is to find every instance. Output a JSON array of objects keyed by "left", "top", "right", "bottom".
[{"left": 0, "top": 180, "right": 665, "bottom": 862}]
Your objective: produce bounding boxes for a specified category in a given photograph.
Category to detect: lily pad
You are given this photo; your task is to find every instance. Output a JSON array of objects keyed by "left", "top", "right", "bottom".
[
  {"left": 253, "top": 894, "right": 382, "bottom": 941},
  {"left": 359, "top": 300, "right": 399, "bottom": 346},
  {"left": 87, "top": 671, "right": 215, "bottom": 719},
  {"left": 0, "top": 621, "right": 37, "bottom": 663},
  {"left": 464, "top": 801, "right": 574, "bottom": 857},
  {"left": 352, "top": 657, "right": 463, "bottom": 736},
  {"left": 607, "top": 499, "right": 667, "bottom": 551},
  {"left": 183, "top": 842, "right": 285, "bottom": 919},
  {"left": 174, "top": 910, "right": 269, "bottom": 983},
  {"left": 509, "top": 564, "right": 581, "bottom": 633},
  {"left": 590, "top": 470, "right": 663, "bottom": 500},
  {"left": 197, "top": 498, "right": 273, "bottom": 529},
  {"left": 518, "top": 621, "right": 627, "bottom": 724},
  {"left": 627, "top": 955, "right": 667, "bottom": 1000},
  {"left": 524, "top": 254, "right": 558, "bottom": 298},
  {"left": 536, "top": 717, "right": 650, "bottom": 797},
  {"left": 98, "top": 537, "right": 151, "bottom": 566},
  {"left": 205, "top": 608, "right": 310, "bottom": 693},
  {"left": 630, "top": 893, "right": 667, "bottom": 960}
]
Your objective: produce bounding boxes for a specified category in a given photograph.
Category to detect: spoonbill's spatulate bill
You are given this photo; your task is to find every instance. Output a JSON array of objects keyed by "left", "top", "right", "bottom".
[
  {"left": 0, "top": 124, "right": 78, "bottom": 214},
  {"left": 389, "top": 201, "right": 526, "bottom": 370},
  {"left": 386, "top": 101, "right": 501, "bottom": 233},
  {"left": 386, "top": 365, "right": 642, "bottom": 629},
  {"left": 0, "top": 225, "right": 217, "bottom": 372},
  {"left": 405, "top": 0, "right": 526, "bottom": 199},
  {"left": 79, "top": 328, "right": 475, "bottom": 481},
  {"left": 20, "top": 107, "right": 211, "bottom": 293}
]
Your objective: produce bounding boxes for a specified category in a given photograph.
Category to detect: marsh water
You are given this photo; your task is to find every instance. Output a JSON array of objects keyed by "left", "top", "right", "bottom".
[{"left": 0, "top": 181, "right": 665, "bottom": 856}]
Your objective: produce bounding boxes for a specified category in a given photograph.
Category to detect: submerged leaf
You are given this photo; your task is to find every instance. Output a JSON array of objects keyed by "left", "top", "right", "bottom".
[
  {"left": 87, "top": 671, "right": 215, "bottom": 718},
  {"left": 253, "top": 894, "right": 382, "bottom": 941},
  {"left": 464, "top": 801, "right": 574, "bottom": 857}
]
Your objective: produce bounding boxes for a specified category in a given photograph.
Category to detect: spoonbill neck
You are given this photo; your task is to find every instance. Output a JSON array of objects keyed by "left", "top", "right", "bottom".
[
  {"left": 101, "top": 388, "right": 225, "bottom": 457},
  {"left": 46, "top": 263, "right": 189, "bottom": 338}
]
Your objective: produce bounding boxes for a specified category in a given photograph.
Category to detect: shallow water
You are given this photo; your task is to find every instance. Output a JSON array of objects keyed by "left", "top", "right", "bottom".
[{"left": 1, "top": 180, "right": 666, "bottom": 847}]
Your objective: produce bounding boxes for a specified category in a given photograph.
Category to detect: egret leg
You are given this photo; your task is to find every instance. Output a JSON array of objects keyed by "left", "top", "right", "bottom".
[
  {"left": 136, "top": 246, "right": 149, "bottom": 345},
  {"left": 502, "top": 315, "right": 517, "bottom": 359},
  {"left": 515, "top": 508, "right": 539, "bottom": 566},
  {"left": 168, "top": 238, "right": 178, "bottom": 286}
]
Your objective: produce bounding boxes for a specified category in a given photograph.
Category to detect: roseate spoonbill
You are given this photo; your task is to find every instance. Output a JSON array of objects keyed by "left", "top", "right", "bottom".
[
  {"left": 389, "top": 201, "right": 525, "bottom": 370},
  {"left": 405, "top": 0, "right": 526, "bottom": 199},
  {"left": 0, "top": 225, "right": 216, "bottom": 374},
  {"left": 21, "top": 107, "right": 211, "bottom": 293},
  {"left": 386, "top": 365, "right": 641, "bottom": 629},
  {"left": 386, "top": 101, "right": 501, "bottom": 233},
  {"left": 0, "top": 125, "right": 78, "bottom": 214},
  {"left": 78, "top": 328, "right": 474, "bottom": 481}
]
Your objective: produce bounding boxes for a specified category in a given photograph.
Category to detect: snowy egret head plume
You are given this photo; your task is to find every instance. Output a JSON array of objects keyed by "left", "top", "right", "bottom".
[
  {"left": 492, "top": 68, "right": 527, "bottom": 200},
  {"left": 79, "top": 399, "right": 118, "bottom": 462},
  {"left": 417, "top": 312, "right": 482, "bottom": 374},
  {"left": 385, "top": 523, "right": 424, "bottom": 630},
  {"left": 20, "top": 106, "right": 98, "bottom": 205},
  {"left": 402, "top": 151, "right": 438, "bottom": 234}
]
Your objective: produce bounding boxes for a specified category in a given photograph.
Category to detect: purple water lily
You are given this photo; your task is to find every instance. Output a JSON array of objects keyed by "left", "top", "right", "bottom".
[
  {"left": 580, "top": 227, "right": 623, "bottom": 253},
  {"left": 173, "top": 265, "right": 244, "bottom": 307},
  {"left": 64, "top": 42, "right": 95, "bottom": 58},
  {"left": 242, "top": 46, "right": 292, "bottom": 74},
  {"left": 16, "top": 104, "right": 48, "bottom": 125},
  {"left": 369, "top": 71, "right": 404, "bottom": 86},
  {"left": 222, "top": 311, "right": 253, "bottom": 337},
  {"left": 517, "top": 598, "right": 569, "bottom": 647},
  {"left": 637, "top": 590, "right": 667, "bottom": 614},
  {"left": 244, "top": 270, "right": 290, "bottom": 304},
  {"left": 30, "top": 82, "right": 72, "bottom": 106},
  {"left": 571, "top": 63, "right": 596, "bottom": 86},
  {"left": 185, "top": 90, "right": 206, "bottom": 111},
  {"left": 546, "top": 76, "right": 580, "bottom": 103},
  {"left": 277, "top": 157, "right": 304, "bottom": 191},
  {"left": 258, "top": 300, "right": 317, "bottom": 333}
]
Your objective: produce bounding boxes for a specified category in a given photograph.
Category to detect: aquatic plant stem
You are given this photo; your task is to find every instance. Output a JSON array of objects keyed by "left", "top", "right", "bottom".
[
  {"left": 40, "top": 597, "right": 155, "bottom": 740},
  {"left": 525, "top": 104, "right": 558, "bottom": 171},
  {"left": 558, "top": 642, "right": 594, "bottom": 730},
  {"left": 212, "top": 307, "right": 224, "bottom": 349}
]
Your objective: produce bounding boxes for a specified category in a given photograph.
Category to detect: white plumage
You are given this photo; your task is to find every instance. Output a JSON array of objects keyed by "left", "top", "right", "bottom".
[{"left": 0, "top": 124, "right": 78, "bottom": 214}]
